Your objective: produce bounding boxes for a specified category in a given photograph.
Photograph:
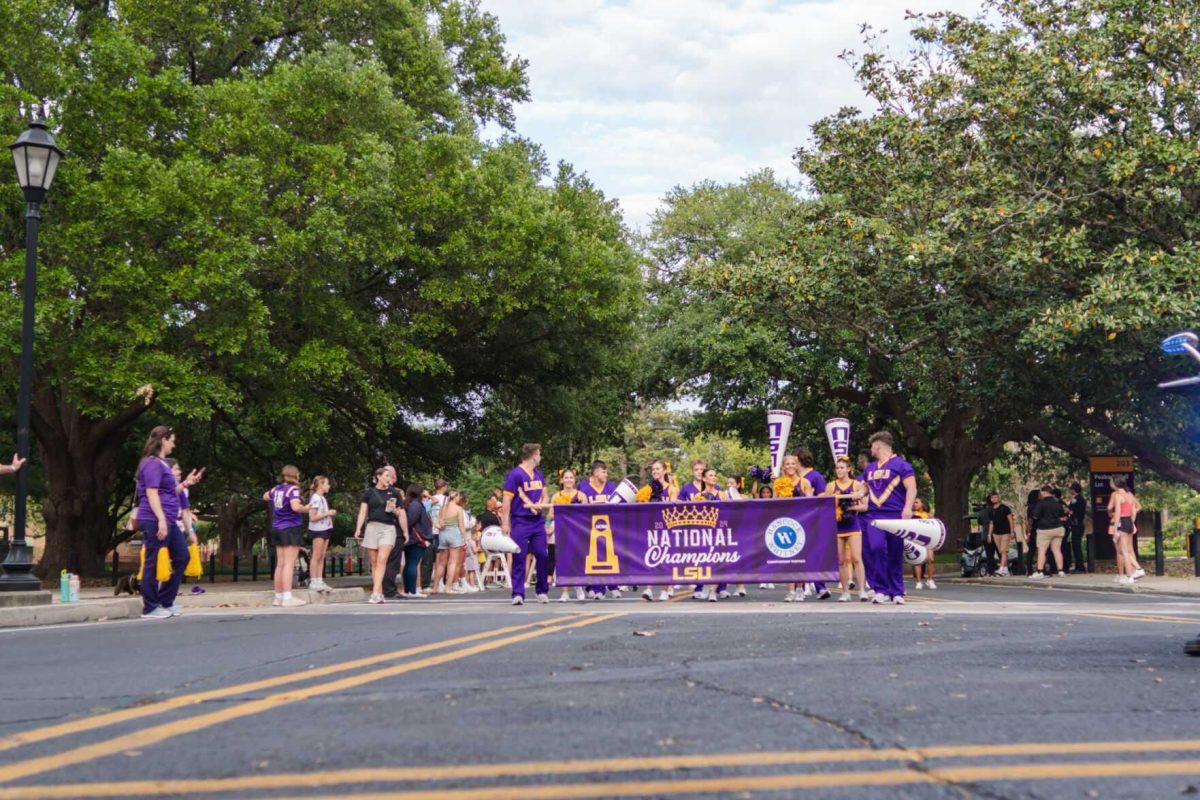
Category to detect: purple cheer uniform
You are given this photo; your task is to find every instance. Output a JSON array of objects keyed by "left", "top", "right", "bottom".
[
  {"left": 503, "top": 465, "right": 549, "bottom": 599},
  {"left": 861, "top": 455, "right": 916, "bottom": 599},
  {"left": 675, "top": 481, "right": 704, "bottom": 502}
]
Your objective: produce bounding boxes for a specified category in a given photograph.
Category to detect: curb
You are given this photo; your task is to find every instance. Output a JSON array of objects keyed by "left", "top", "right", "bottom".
[
  {"left": 0, "top": 587, "right": 365, "bottom": 630},
  {"left": 942, "top": 577, "right": 1200, "bottom": 599}
]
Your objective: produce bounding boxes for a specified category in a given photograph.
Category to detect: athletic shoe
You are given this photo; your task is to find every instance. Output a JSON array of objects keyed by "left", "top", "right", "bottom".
[
  {"left": 512, "top": 596, "right": 525, "bottom": 605},
  {"left": 558, "top": 591, "right": 570, "bottom": 602},
  {"left": 141, "top": 607, "right": 172, "bottom": 620},
  {"left": 367, "top": 594, "right": 383, "bottom": 604},
  {"left": 607, "top": 589, "right": 622, "bottom": 599},
  {"left": 281, "top": 596, "right": 307, "bottom": 607},
  {"left": 802, "top": 584, "right": 814, "bottom": 596},
  {"left": 1030, "top": 572, "right": 1044, "bottom": 579},
  {"left": 872, "top": 595, "right": 889, "bottom": 605},
  {"left": 860, "top": 592, "right": 872, "bottom": 602},
  {"left": 838, "top": 592, "right": 851, "bottom": 602},
  {"left": 311, "top": 579, "right": 330, "bottom": 592},
  {"left": 641, "top": 588, "right": 654, "bottom": 602},
  {"left": 447, "top": 586, "right": 465, "bottom": 594},
  {"left": 892, "top": 596, "right": 906, "bottom": 605},
  {"left": 657, "top": 589, "right": 672, "bottom": 601},
  {"left": 915, "top": 580, "right": 925, "bottom": 590},
  {"left": 817, "top": 589, "right": 832, "bottom": 600},
  {"left": 536, "top": 593, "right": 549, "bottom": 604},
  {"left": 575, "top": 587, "right": 587, "bottom": 601},
  {"left": 272, "top": 596, "right": 282, "bottom": 607},
  {"left": 759, "top": 583, "right": 776, "bottom": 589},
  {"left": 707, "top": 591, "right": 718, "bottom": 602},
  {"left": 783, "top": 591, "right": 797, "bottom": 603},
  {"left": 167, "top": 604, "right": 182, "bottom": 617},
  {"left": 1132, "top": 568, "right": 1146, "bottom": 579},
  {"left": 926, "top": 579, "right": 937, "bottom": 589},
  {"left": 693, "top": 590, "right": 706, "bottom": 601},
  {"left": 1119, "top": 576, "right": 1136, "bottom": 585},
  {"left": 1113, "top": 576, "right": 1126, "bottom": 583},
  {"left": 734, "top": 586, "right": 747, "bottom": 598},
  {"left": 864, "top": 589, "right": 876, "bottom": 600},
  {"left": 717, "top": 590, "right": 731, "bottom": 600}
]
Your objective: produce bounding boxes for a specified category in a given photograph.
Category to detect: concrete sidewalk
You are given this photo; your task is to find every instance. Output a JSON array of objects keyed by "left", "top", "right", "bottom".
[
  {"left": 943, "top": 572, "right": 1200, "bottom": 598},
  {"left": 0, "top": 578, "right": 367, "bottom": 629}
]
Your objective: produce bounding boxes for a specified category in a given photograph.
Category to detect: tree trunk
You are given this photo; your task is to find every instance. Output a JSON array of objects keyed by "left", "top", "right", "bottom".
[
  {"left": 217, "top": 496, "right": 262, "bottom": 564},
  {"left": 31, "top": 387, "right": 153, "bottom": 578},
  {"left": 925, "top": 460, "right": 975, "bottom": 549}
]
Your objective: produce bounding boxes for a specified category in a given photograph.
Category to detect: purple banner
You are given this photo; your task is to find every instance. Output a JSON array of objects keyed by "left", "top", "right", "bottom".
[{"left": 554, "top": 497, "right": 838, "bottom": 585}]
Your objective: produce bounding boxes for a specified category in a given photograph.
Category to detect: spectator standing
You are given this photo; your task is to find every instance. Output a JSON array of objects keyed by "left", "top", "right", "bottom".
[
  {"left": 983, "top": 491, "right": 1014, "bottom": 576},
  {"left": 1067, "top": 482, "right": 1088, "bottom": 573},
  {"left": 265, "top": 465, "right": 310, "bottom": 608},
  {"left": 1023, "top": 488, "right": 1040, "bottom": 576},
  {"left": 1029, "top": 486, "right": 1067, "bottom": 579},
  {"left": 400, "top": 483, "right": 432, "bottom": 597},
  {"left": 353, "top": 466, "right": 408, "bottom": 604},
  {"left": 307, "top": 476, "right": 336, "bottom": 593},
  {"left": 1108, "top": 476, "right": 1144, "bottom": 585},
  {"left": 136, "top": 426, "right": 187, "bottom": 619}
]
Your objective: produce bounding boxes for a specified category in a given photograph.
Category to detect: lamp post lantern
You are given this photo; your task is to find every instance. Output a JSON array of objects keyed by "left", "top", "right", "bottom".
[{"left": 0, "top": 120, "right": 63, "bottom": 592}]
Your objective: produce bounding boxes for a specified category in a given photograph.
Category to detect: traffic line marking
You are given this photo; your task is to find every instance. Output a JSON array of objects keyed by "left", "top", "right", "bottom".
[
  {"left": 0, "top": 614, "right": 618, "bottom": 785},
  {"left": 0, "top": 614, "right": 585, "bottom": 757},
  {"left": 5, "top": 739, "right": 1200, "bottom": 798},
  {"left": 1073, "top": 611, "right": 1200, "bottom": 625}
]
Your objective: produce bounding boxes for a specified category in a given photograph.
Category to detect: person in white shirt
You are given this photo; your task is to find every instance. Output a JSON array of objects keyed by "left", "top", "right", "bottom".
[{"left": 307, "top": 476, "right": 337, "bottom": 592}]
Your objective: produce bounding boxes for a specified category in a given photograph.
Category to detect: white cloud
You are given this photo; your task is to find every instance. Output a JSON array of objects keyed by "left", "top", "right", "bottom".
[{"left": 482, "top": 0, "right": 985, "bottom": 228}]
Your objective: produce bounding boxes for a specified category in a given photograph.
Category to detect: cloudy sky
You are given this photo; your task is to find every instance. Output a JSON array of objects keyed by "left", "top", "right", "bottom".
[{"left": 481, "top": 0, "right": 984, "bottom": 229}]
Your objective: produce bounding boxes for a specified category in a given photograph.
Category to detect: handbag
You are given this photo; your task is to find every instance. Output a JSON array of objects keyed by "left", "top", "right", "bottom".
[
  {"left": 184, "top": 543, "right": 203, "bottom": 578},
  {"left": 156, "top": 546, "right": 173, "bottom": 582}
]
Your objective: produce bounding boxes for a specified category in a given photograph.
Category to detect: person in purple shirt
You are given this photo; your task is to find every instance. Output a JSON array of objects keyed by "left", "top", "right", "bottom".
[
  {"left": 135, "top": 426, "right": 187, "bottom": 619},
  {"left": 860, "top": 431, "right": 917, "bottom": 605},
  {"left": 577, "top": 460, "right": 620, "bottom": 599},
  {"left": 502, "top": 443, "right": 550, "bottom": 605},
  {"left": 676, "top": 460, "right": 706, "bottom": 503},
  {"left": 264, "top": 465, "right": 310, "bottom": 608},
  {"left": 797, "top": 447, "right": 832, "bottom": 600}
]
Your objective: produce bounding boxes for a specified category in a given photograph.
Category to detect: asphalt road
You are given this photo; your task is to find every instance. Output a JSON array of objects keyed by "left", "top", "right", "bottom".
[{"left": 0, "top": 582, "right": 1198, "bottom": 799}]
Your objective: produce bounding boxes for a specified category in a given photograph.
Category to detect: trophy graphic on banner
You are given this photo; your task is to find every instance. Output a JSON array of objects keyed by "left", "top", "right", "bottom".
[
  {"left": 584, "top": 514, "right": 620, "bottom": 574},
  {"left": 824, "top": 417, "right": 851, "bottom": 461},
  {"left": 768, "top": 409, "right": 794, "bottom": 478}
]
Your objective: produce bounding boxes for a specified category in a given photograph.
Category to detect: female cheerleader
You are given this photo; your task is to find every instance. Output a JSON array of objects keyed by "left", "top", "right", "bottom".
[
  {"left": 910, "top": 498, "right": 936, "bottom": 589},
  {"left": 640, "top": 460, "right": 678, "bottom": 602},
  {"left": 779, "top": 454, "right": 814, "bottom": 603},
  {"left": 550, "top": 469, "right": 588, "bottom": 601},
  {"left": 698, "top": 467, "right": 729, "bottom": 602},
  {"left": 825, "top": 456, "right": 868, "bottom": 602}
]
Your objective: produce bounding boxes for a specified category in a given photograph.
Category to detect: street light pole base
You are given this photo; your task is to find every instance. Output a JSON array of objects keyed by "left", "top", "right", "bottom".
[{"left": 0, "top": 542, "right": 42, "bottom": 592}]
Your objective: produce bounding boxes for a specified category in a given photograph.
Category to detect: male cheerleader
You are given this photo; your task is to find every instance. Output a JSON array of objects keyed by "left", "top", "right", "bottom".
[
  {"left": 578, "top": 460, "right": 620, "bottom": 599},
  {"left": 860, "top": 431, "right": 917, "bottom": 605},
  {"left": 501, "top": 443, "right": 550, "bottom": 605}
]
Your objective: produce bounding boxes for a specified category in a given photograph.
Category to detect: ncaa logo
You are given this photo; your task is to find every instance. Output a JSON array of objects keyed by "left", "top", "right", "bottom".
[
  {"left": 594, "top": 518, "right": 609, "bottom": 532},
  {"left": 765, "top": 517, "right": 806, "bottom": 558}
]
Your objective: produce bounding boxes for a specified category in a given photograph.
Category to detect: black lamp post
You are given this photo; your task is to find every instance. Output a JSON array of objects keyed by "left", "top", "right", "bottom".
[{"left": 0, "top": 120, "right": 63, "bottom": 592}]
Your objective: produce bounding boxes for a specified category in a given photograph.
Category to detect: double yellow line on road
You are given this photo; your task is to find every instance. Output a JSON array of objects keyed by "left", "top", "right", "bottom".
[
  {"left": 0, "top": 612, "right": 616, "bottom": 785},
  {"left": 4, "top": 739, "right": 1200, "bottom": 798}
]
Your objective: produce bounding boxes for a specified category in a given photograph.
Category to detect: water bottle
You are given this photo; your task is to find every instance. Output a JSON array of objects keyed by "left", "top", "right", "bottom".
[
  {"left": 59, "top": 570, "right": 70, "bottom": 603},
  {"left": 68, "top": 573, "right": 80, "bottom": 603}
]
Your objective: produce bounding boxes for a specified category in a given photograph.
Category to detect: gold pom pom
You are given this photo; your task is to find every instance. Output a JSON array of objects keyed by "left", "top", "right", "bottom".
[
  {"left": 773, "top": 476, "right": 796, "bottom": 498},
  {"left": 636, "top": 485, "right": 652, "bottom": 503}
]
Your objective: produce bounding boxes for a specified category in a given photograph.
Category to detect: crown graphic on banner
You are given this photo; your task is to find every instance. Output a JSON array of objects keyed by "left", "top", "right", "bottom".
[{"left": 662, "top": 505, "right": 721, "bottom": 529}]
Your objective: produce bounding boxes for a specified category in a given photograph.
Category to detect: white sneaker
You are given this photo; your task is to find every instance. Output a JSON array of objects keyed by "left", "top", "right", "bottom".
[
  {"left": 802, "top": 584, "right": 814, "bottom": 597},
  {"left": 1113, "top": 576, "right": 1126, "bottom": 584},
  {"left": 536, "top": 593, "right": 549, "bottom": 604},
  {"left": 872, "top": 595, "right": 889, "bottom": 605},
  {"left": 558, "top": 590, "right": 570, "bottom": 602},
  {"left": 734, "top": 586, "right": 747, "bottom": 597},
  {"left": 141, "top": 607, "right": 172, "bottom": 619},
  {"left": 437, "top": 581, "right": 446, "bottom": 592},
  {"left": 641, "top": 588, "right": 654, "bottom": 602},
  {"left": 864, "top": 589, "right": 876, "bottom": 600},
  {"left": 759, "top": 583, "right": 776, "bottom": 589},
  {"left": 272, "top": 596, "right": 282, "bottom": 607},
  {"left": 1132, "top": 568, "right": 1146, "bottom": 579},
  {"left": 512, "top": 596, "right": 525, "bottom": 605},
  {"left": 575, "top": 587, "right": 587, "bottom": 601},
  {"left": 367, "top": 594, "right": 383, "bottom": 604},
  {"left": 892, "top": 596, "right": 906, "bottom": 605},
  {"left": 607, "top": 588, "right": 622, "bottom": 599},
  {"left": 838, "top": 593, "right": 851, "bottom": 602},
  {"left": 915, "top": 580, "right": 925, "bottom": 590},
  {"left": 783, "top": 591, "right": 797, "bottom": 603},
  {"left": 167, "top": 604, "right": 182, "bottom": 617},
  {"left": 657, "top": 589, "right": 671, "bottom": 601},
  {"left": 693, "top": 591, "right": 706, "bottom": 601},
  {"left": 1119, "top": 576, "right": 1136, "bottom": 585},
  {"left": 310, "top": 579, "right": 329, "bottom": 592},
  {"left": 927, "top": 579, "right": 937, "bottom": 590},
  {"left": 860, "top": 592, "right": 871, "bottom": 602},
  {"left": 707, "top": 591, "right": 718, "bottom": 602},
  {"left": 281, "top": 596, "right": 307, "bottom": 607},
  {"left": 717, "top": 590, "right": 731, "bottom": 600},
  {"left": 1030, "top": 572, "right": 1044, "bottom": 579},
  {"left": 817, "top": 588, "right": 831, "bottom": 600}
]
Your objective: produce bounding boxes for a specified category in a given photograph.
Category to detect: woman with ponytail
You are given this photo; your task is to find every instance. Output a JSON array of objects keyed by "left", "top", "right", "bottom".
[
  {"left": 263, "top": 465, "right": 310, "bottom": 607},
  {"left": 136, "top": 426, "right": 188, "bottom": 619}
]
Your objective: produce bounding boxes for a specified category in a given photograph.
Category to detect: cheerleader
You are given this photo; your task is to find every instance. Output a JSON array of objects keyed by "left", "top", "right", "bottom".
[
  {"left": 778, "top": 454, "right": 814, "bottom": 603},
  {"left": 577, "top": 461, "right": 620, "bottom": 599},
  {"left": 910, "top": 498, "right": 936, "bottom": 589},
  {"left": 640, "top": 460, "right": 678, "bottom": 602},
  {"left": 550, "top": 469, "right": 587, "bottom": 602},
  {"left": 697, "top": 467, "right": 729, "bottom": 602},
  {"left": 824, "top": 457, "right": 868, "bottom": 602}
]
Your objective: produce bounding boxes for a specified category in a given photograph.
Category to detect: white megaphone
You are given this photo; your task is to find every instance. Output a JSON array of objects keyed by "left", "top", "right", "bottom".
[
  {"left": 824, "top": 417, "right": 851, "bottom": 461},
  {"left": 873, "top": 517, "right": 947, "bottom": 552},
  {"left": 480, "top": 525, "right": 520, "bottom": 554},
  {"left": 903, "top": 540, "right": 929, "bottom": 567},
  {"left": 611, "top": 478, "right": 638, "bottom": 504},
  {"left": 768, "top": 409, "right": 794, "bottom": 478}
]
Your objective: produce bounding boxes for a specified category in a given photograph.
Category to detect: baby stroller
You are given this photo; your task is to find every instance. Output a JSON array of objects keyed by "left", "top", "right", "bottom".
[{"left": 960, "top": 531, "right": 988, "bottom": 577}]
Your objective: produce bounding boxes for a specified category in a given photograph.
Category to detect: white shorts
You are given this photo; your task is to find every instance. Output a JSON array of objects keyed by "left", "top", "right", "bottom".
[{"left": 362, "top": 521, "right": 397, "bottom": 550}]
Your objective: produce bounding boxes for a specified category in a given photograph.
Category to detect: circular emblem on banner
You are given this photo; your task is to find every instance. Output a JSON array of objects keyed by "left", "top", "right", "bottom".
[
  {"left": 765, "top": 517, "right": 806, "bottom": 558},
  {"left": 593, "top": 517, "right": 609, "bottom": 532}
]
